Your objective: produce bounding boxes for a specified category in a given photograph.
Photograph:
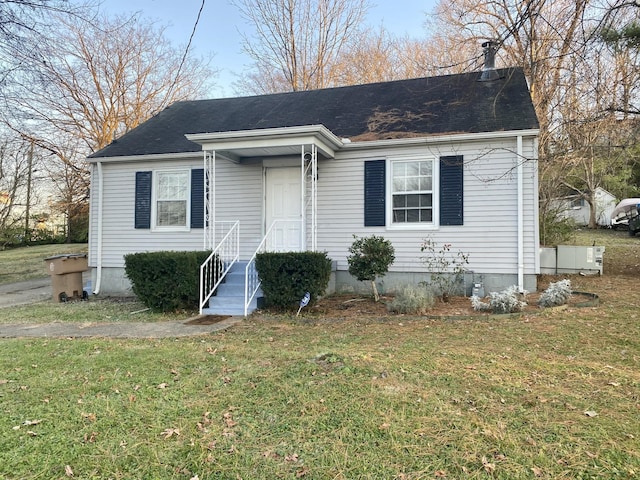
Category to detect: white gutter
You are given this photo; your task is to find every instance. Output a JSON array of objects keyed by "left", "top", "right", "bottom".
[
  {"left": 87, "top": 151, "right": 201, "bottom": 164},
  {"left": 533, "top": 136, "right": 540, "bottom": 274},
  {"left": 340, "top": 129, "right": 540, "bottom": 151},
  {"left": 517, "top": 135, "right": 524, "bottom": 292},
  {"left": 93, "top": 161, "right": 104, "bottom": 295}
]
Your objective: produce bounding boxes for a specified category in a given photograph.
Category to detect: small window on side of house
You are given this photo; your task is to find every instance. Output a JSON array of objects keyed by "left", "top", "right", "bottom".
[
  {"left": 390, "top": 158, "right": 434, "bottom": 225},
  {"left": 153, "top": 170, "right": 189, "bottom": 229}
]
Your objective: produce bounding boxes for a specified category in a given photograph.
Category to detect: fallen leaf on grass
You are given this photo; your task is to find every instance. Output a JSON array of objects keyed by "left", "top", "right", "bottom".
[
  {"left": 160, "top": 428, "right": 180, "bottom": 438},
  {"left": 223, "top": 412, "right": 236, "bottom": 428},
  {"left": 434, "top": 470, "right": 447, "bottom": 477},
  {"left": 285, "top": 453, "right": 299, "bottom": 463},
  {"left": 531, "top": 466, "right": 543, "bottom": 476},
  {"left": 481, "top": 456, "right": 496, "bottom": 474},
  {"left": 81, "top": 412, "right": 96, "bottom": 422}
]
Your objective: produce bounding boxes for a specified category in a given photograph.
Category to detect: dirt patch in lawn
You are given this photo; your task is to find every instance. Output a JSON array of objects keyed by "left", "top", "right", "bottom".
[{"left": 185, "top": 314, "right": 231, "bottom": 325}]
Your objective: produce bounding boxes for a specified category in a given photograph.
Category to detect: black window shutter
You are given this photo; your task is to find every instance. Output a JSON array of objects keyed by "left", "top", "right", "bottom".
[
  {"left": 439, "top": 156, "right": 464, "bottom": 226},
  {"left": 134, "top": 171, "right": 152, "bottom": 229},
  {"left": 190, "top": 168, "right": 204, "bottom": 229},
  {"left": 364, "top": 160, "right": 386, "bottom": 227}
]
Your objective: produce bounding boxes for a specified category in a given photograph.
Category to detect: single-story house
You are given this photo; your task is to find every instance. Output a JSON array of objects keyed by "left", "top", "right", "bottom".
[
  {"left": 87, "top": 54, "right": 540, "bottom": 315},
  {"left": 552, "top": 187, "right": 617, "bottom": 227}
]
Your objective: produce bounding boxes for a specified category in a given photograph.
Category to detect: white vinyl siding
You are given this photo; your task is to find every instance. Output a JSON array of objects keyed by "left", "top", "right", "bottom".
[
  {"left": 316, "top": 136, "right": 538, "bottom": 276},
  {"left": 88, "top": 134, "right": 539, "bottom": 285}
]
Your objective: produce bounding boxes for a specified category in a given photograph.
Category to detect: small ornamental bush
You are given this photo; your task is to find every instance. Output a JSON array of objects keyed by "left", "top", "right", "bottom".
[
  {"left": 471, "top": 286, "right": 527, "bottom": 314},
  {"left": 538, "top": 279, "right": 572, "bottom": 307},
  {"left": 388, "top": 284, "right": 436, "bottom": 315},
  {"left": 255, "top": 251, "right": 332, "bottom": 310},
  {"left": 347, "top": 235, "right": 395, "bottom": 301},
  {"left": 124, "top": 250, "right": 213, "bottom": 312},
  {"left": 420, "top": 238, "right": 469, "bottom": 301}
]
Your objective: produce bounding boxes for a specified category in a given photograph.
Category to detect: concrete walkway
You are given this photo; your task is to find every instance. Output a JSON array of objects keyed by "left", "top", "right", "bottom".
[
  {"left": 0, "top": 316, "right": 242, "bottom": 339},
  {"left": 0, "top": 278, "right": 242, "bottom": 339}
]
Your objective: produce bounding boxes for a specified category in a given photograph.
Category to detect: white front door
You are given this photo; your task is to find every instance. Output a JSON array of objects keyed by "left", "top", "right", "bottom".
[{"left": 266, "top": 167, "right": 303, "bottom": 251}]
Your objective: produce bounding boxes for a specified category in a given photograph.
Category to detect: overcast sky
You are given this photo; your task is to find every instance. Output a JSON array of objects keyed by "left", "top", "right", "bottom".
[{"left": 100, "top": 0, "right": 437, "bottom": 97}]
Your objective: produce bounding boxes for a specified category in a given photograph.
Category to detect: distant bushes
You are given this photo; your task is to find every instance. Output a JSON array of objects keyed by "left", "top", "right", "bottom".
[{"left": 124, "top": 250, "right": 213, "bottom": 312}]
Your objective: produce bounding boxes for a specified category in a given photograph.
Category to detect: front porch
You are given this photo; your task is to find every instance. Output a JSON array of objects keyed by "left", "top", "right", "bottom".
[{"left": 188, "top": 126, "right": 344, "bottom": 316}]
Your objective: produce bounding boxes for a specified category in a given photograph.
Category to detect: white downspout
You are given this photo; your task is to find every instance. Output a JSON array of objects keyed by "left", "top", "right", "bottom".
[
  {"left": 93, "top": 161, "right": 104, "bottom": 294},
  {"left": 517, "top": 135, "right": 524, "bottom": 292}
]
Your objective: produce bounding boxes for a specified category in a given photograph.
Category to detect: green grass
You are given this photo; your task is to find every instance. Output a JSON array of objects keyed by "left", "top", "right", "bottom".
[
  {"left": 0, "top": 236, "right": 639, "bottom": 478},
  {"left": 0, "top": 244, "right": 87, "bottom": 285},
  {"left": 1, "top": 305, "right": 639, "bottom": 479}
]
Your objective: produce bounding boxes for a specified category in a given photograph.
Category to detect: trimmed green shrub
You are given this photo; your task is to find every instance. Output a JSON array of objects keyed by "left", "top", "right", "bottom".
[
  {"left": 347, "top": 235, "right": 395, "bottom": 301},
  {"left": 255, "top": 251, "right": 332, "bottom": 310},
  {"left": 388, "top": 284, "right": 436, "bottom": 315},
  {"left": 124, "top": 250, "right": 213, "bottom": 312}
]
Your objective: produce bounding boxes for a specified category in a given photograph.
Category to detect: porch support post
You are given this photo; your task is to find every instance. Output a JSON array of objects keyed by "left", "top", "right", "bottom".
[
  {"left": 301, "top": 144, "right": 317, "bottom": 252},
  {"left": 204, "top": 150, "right": 216, "bottom": 250},
  {"left": 310, "top": 144, "right": 317, "bottom": 251},
  {"left": 300, "top": 145, "right": 306, "bottom": 250}
]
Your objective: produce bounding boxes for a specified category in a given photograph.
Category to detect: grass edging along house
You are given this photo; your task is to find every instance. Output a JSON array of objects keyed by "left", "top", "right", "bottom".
[{"left": 87, "top": 46, "right": 540, "bottom": 316}]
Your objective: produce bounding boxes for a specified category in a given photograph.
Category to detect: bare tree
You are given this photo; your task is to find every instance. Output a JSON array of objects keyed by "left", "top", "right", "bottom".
[
  {"left": 232, "top": 0, "right": 370, "bottom": 93},
  {"left": 330, "top": 28, "right": 475, "bottom": 86},
  {"left": 3, "top": 11, "right": 215, "bottom": 241}
]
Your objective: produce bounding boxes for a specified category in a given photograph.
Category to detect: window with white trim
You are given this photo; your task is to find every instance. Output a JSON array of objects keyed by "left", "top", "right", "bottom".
[
  {"left": 391, "top": 159, "right": 434, "bottom": 224},
  {"left": 153, "top": 170, "right": 189, "bottom": 229}
]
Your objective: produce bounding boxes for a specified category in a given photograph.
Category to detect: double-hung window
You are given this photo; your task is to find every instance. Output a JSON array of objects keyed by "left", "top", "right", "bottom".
[
  {"left": 364, "top": 155, "right": 462, "bottom": 229},
  {"left": 391, "top": 158, "right": 434, "bottom": 225},
  {"left": 153, "top": 170, "right": 189, "bottom": 229}
]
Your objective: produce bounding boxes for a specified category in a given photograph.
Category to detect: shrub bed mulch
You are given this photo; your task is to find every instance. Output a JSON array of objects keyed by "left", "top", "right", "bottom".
[{"left": 305, "top": 290, "right": 598, "bottom": 320}]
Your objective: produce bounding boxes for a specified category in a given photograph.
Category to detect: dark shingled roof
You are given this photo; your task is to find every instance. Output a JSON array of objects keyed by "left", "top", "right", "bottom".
[{"left": 89, "top": 67, "right": 538, "bottom": 159}]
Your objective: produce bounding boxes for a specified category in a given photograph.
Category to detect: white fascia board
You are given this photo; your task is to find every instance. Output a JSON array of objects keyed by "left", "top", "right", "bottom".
[
  {"left": 340, "top": 129, "right": 540, "bottom": 150},
  {"left": 86, "top": 151, "right": 201, "bottom": 164},
  {"left": 186, "top": 124, "right": 344, "bottom": 155}
]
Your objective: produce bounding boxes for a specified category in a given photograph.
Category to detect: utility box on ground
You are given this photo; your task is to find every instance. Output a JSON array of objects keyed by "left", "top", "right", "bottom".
[
  {"left": 556, "top": 245, "right": 605, "bottom": 275},
  {"left": 44, "top": 254, "right": 88, "bottom": 302}
]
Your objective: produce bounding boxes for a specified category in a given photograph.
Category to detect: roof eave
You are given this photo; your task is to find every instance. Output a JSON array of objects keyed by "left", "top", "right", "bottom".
[
  {"left": 86, "top": 151, "right": 201, "bottom": 164},
  {"left": 341, "top": 128, "right": 540, "bottom": 150}
]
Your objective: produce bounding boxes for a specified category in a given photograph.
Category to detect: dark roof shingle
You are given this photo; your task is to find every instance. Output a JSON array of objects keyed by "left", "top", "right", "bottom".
[{"left": 90, "top": 67, "right": 538, "bottom": 159}]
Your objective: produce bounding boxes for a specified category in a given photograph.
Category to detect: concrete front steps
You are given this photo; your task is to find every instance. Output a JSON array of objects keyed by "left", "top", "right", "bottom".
[{"left": 202, "top": 261, "right": 262, "bottom": 316}]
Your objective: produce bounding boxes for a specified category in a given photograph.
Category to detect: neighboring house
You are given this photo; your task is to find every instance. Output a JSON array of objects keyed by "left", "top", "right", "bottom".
[
  {"left": 87, "top": 58, "right": 540, "bottom": 315},
  {"left": 553, "top": 187, "right": 617, "bottom": 227}
]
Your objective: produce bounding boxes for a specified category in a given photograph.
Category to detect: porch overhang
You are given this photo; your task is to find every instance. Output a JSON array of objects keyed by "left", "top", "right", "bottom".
[{"left": 185, "top": 124, "right": 344, "bottom": 162}]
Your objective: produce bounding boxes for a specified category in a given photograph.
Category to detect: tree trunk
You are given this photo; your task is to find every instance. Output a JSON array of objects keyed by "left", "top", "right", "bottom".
[
  {"left": 371, "top": 280, "right": 379, "bottom": 302},
  {"left": 588, "top": 195, "right": 597, "bottom": 229}
]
